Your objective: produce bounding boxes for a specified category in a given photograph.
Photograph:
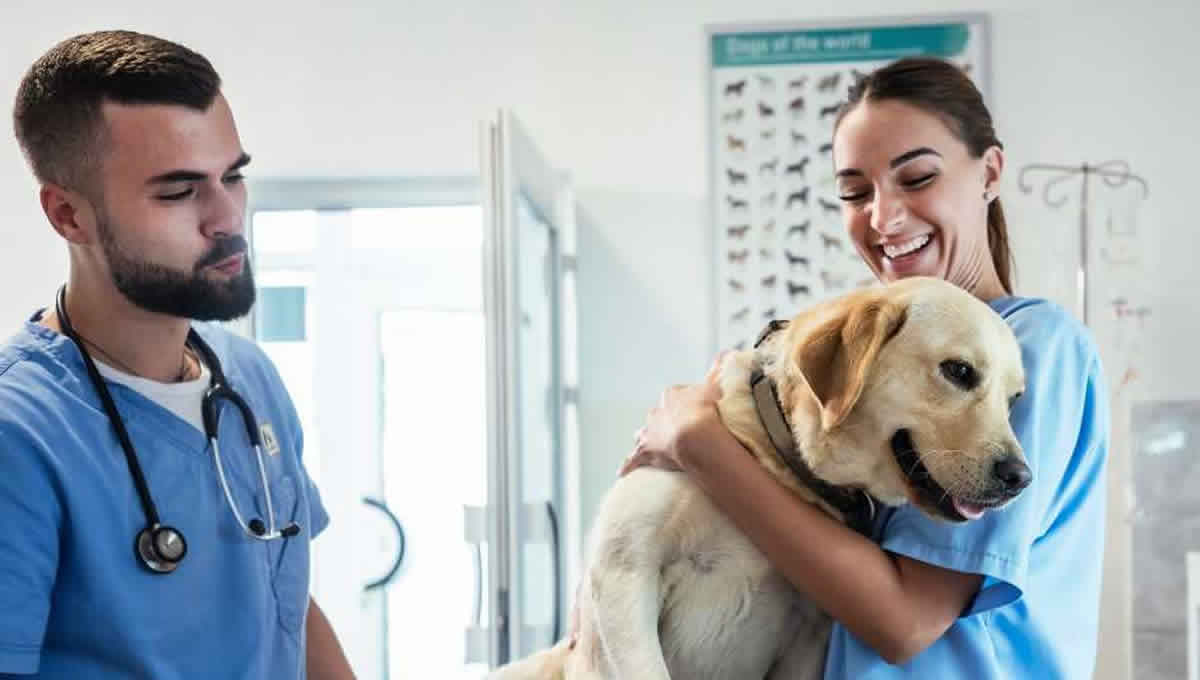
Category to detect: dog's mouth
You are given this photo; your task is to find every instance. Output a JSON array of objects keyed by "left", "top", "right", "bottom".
[{"left": 890, "top": 430, "right": 1006, "bottom": 523}]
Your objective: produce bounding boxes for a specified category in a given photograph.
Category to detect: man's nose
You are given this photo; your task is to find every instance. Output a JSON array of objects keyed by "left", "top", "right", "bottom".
[{"left": 200, "top": 183, "right": 244, "bottom": 240}]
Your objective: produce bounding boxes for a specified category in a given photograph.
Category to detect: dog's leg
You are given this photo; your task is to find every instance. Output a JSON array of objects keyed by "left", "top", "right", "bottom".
[
  {"left": 764, "top": 608, "right": 831, "bottom": 680},
  {"left": 583, "top": 532, "right": 673, "bottom": 679},
  {"left": 572, "top": 471, "right": 688, "bottom": 679}
]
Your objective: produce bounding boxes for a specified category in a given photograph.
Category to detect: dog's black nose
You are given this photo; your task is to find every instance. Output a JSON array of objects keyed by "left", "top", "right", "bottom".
[{"left": 993, "top": 457, "right": 1032, "bottom": 493}]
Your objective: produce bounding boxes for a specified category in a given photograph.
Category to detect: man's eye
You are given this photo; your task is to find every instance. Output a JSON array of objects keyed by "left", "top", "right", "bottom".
[{"left": 157, "top": 189, "right": 193, "bottom": 201}]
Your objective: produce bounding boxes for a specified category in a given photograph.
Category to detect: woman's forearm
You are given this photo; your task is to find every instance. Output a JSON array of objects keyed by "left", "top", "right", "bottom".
[{"left": 677, "top": 423, "right": 974, "bottom": 664}]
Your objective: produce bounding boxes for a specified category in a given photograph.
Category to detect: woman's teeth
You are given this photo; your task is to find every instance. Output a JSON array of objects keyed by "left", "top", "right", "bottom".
[{"left": 882, "top": 234, "right": 931, "bottom": 259}]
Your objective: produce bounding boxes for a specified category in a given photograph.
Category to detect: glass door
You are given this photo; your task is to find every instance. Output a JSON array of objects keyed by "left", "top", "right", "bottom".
[
  {"left": 244, "top": 111, "right": 581, "bottom": 676},
  {"left": 479, "top": 110, "right": 581, "bottom": 666},
  {"left": 250, "top": 198, "right": 493, "bottom": 679}
]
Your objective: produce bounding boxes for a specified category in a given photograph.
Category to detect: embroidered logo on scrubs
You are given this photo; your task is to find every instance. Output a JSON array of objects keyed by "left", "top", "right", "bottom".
[{"left": 260, "top": 423, "right": 281, "bottom": 457}]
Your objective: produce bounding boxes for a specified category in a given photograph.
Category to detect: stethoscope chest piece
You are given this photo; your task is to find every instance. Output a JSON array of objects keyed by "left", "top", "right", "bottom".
[{"left": 136, "top": 523, "right": 188, "bottom": 574}]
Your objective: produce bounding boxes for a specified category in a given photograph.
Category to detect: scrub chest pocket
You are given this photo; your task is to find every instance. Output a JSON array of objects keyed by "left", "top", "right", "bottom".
[{"left": 258, "top": 474, "right": 310, "bottom": 633}]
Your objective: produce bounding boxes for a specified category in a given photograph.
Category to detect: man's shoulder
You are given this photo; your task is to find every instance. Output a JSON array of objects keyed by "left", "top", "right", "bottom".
[
  {"left": 0, "top": 323, "right": 42, "bottom": 377},
  {"left": 0, "top": 324, "right": 81, "bottom": 450},
  {"left": 0, "top": 324, "right": 66, "bottom": 403}
]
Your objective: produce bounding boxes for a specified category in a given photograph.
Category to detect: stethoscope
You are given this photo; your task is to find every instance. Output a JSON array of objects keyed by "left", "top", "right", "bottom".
[{"left": 54, "top": 286, "right": 300, "bottom": 575}]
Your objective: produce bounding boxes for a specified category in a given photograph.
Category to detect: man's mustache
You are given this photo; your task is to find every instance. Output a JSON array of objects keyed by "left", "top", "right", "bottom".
[{"left": 195, "top": 236, "right": 248, "bottom": 271}]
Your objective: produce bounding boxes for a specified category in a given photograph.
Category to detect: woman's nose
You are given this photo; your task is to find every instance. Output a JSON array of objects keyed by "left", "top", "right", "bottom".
[{"left": 869, "top": 190, "right": 905, "bottom": 235}]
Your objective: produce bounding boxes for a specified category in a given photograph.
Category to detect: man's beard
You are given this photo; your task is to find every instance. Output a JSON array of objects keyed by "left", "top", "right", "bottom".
[{"left": 98, "top": 219, "right": 256, "bottom": 322}]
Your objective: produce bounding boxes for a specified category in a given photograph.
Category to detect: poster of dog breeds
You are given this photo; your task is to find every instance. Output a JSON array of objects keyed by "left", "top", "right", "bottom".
[{"left": 708, "top": 16, "right": 989, "bottom": 352}]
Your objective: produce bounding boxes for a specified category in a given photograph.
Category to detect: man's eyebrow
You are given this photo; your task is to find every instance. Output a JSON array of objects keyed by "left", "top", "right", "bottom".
[
  {"left": 146, "top": 153, "right": 252, "bottom": 185},
  {"left": 228, "top": 153, "right": 252, "bottom": 173}
]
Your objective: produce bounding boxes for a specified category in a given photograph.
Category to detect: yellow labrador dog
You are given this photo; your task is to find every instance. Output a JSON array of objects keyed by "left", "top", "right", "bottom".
[{"left": 489, "top": 276, "right": 1030, "bottom": 680}]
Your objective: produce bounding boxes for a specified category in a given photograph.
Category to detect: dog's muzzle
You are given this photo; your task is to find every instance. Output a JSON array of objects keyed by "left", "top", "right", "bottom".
[{"left": 890, "top": 430, "right": 1032, "bottom": 522}]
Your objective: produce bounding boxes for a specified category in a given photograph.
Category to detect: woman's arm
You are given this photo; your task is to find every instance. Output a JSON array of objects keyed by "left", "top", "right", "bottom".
[
  {"left": 625, "top": 368, "right": 980, "bottom": 665},
  {"left": 679, "top": 416, "right": 979, "bottom": 664}
]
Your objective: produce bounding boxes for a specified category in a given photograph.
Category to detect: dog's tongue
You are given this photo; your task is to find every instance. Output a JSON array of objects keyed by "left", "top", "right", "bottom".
[{"left": 952, "top": 498, "right": 987, "bottom": 521}]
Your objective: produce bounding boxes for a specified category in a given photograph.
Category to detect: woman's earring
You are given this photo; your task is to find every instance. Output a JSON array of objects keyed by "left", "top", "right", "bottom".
[{"left": 983, "top": 190, "right": 994, "bottom": 203}]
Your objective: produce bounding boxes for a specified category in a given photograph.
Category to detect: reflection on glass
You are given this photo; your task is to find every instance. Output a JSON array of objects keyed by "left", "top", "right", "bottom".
[
  {"left": 252, "top": 204, "right": 489, "bottom": 679},
  {"left": 381, "top": 309, "right": 489, "bottom": 679},
  {"left": 515, "top": 191, "right": 560, "bottom": 655},
  {"left": 252, "top": 210, "right": 317, "bottom": 254},
  {"left": 351, "top": 206, "right": 483, "bottom": 251}
]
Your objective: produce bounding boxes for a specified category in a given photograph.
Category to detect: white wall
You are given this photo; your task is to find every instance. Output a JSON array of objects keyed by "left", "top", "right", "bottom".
[{"left": 3, "top": 2, "right": 1198, "bottom": 678}]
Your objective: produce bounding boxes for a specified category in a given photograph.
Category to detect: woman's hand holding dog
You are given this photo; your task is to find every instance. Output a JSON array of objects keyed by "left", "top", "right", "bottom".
[{"left": 620, "top": 352, "right": 729, "bottom": 478}]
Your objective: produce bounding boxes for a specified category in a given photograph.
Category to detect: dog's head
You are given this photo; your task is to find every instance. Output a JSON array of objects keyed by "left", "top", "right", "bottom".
[{"left": 756, "top": 276, "right": 1028, "bottom": 522}]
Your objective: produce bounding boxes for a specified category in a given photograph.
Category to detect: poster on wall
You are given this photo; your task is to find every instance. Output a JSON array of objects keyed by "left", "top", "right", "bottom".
[{"left": 707, "top": 14, "right": 990, "bottom": 352}]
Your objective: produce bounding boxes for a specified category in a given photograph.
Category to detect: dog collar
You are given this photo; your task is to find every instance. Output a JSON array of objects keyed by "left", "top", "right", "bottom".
[{"left": 750, "top": 320, "right": 879, "bottom": 538}]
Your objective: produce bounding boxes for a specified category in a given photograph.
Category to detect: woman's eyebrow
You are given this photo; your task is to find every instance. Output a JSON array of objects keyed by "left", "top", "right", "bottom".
[
  {"left": 890, "top": 147, "right": 941, "bottom": 168},
  {"left": 835, "top": 147, "right": 942, "bottom": 178}
]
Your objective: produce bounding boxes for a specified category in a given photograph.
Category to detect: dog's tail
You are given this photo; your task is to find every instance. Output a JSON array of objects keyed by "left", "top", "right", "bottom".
[{"left": 483, "top": 638, "right": 571, "bottom": 680}]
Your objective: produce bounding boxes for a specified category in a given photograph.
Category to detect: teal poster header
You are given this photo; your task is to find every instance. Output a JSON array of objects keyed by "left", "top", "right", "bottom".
[{"left": 712, "top": 23, "right": 970, "bottom": 67}]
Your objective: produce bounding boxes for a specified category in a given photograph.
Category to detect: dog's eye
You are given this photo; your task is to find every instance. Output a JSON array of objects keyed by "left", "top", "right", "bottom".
[{"left": 940, "top": 359, "right": 978, "bottom": 390}]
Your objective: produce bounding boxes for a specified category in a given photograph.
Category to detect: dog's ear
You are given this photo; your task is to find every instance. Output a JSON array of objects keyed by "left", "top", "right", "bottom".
[{"left": 790, "top": 294, "right": 908, "bottom": 431}]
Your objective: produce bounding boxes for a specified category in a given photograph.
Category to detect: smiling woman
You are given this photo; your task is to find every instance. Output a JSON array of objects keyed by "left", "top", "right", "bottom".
[
  {"left": 831, "top": 62, "right": 1013, "bottom": 304},
  {"left": 618, "top": 57, "right": 1111, "bottom": 680}
]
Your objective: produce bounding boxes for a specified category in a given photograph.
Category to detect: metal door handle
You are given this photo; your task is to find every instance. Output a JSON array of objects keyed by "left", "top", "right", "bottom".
[
  {"left": 362, "top": 496, "right": 406, "bottom": 592},
  {"left": 463, "top": 504, "right": 490, "bottom": 665},
  {"left": 546, "top": 500, "right": 561, "bottom": 642}
]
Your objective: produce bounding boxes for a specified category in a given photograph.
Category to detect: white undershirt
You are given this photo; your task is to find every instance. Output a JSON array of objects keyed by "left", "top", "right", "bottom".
[{"left": 94, "top": 356, "right": 210, "bottom": 433}]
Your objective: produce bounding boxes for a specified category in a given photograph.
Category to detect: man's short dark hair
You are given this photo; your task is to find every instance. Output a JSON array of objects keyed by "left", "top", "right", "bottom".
[{"left": 13, "top": 30, "right": 221, "bottom": 191}]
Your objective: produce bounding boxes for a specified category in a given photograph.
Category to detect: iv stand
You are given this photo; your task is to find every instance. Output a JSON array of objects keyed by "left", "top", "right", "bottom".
[{"left": 1017, "top": 161, "right": 1149, "bottom": 325}]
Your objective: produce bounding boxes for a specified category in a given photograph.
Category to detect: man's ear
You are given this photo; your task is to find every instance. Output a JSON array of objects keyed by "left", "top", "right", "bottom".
[
  {"left": 40, "top": 183, "right": 99, "bottom": 245},
  {"left": 789, "top": 293, "right": 908, "bottom": 431}
]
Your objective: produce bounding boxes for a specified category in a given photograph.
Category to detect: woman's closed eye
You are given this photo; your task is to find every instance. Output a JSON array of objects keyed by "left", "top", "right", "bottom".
[
  {"left": 837, "top": 185, "right": 871, "bottom": 203},
  {"left": 902, "top": 172, "right": 937, "bottom": 188},
  {"left": 838, "top": 172, "right": 938, "bottom": 203}
]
